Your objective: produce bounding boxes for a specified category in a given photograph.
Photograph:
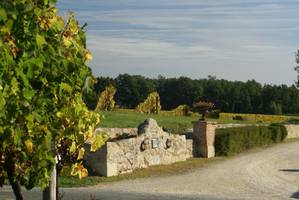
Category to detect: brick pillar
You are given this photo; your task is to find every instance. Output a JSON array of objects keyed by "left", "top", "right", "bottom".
[{"left": 193, "top": 121, "right": 217, "bottom": 158}]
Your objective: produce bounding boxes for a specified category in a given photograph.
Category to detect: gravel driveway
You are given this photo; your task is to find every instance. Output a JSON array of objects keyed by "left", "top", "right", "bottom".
[{"left": 1, "top": 141, "right": 299, "bottom": 200}]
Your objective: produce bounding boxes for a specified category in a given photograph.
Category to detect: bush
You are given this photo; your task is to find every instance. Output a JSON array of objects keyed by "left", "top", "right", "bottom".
[
  {"left": 285, "top": 118, "right": 299, "bottom": 124},
  {"left": 206, "top": 109, "right": 221, "bottom": 119},
  {"left": 232, "top": 115, "right": 244, "bottom": 121},
  {"left": 95, "top": 85, "right": 116, "bottom": 111},
  {"left": 136, "top": 92, "right": 161, "bottom": 114},
  {"left": 171, "top": 105, "right": 191, "bottom": 116},
  {"left": 0, "top": 1, "right": 107, "bottom": 198},
  {"left": 219, "top": 112, "right": 298, "bottom": 123},
  {"left": 215, "top": 124, "right": 287, "bottom": 156}
]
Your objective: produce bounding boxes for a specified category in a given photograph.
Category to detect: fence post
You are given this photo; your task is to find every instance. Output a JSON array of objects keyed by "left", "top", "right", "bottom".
[
  {"left": 155, "top": 96, "right": 159, "bottom": 114},
  {"left": 42, "top": 163, "right": 56, "bottom": 200}
]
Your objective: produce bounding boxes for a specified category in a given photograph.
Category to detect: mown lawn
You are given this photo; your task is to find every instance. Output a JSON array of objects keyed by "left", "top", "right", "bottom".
[
  {"left": 100, "top": 110, "right": 197, "bottom": 133},
  {"left": 99, "top": 110, "right": 259, "bottom": 132}
]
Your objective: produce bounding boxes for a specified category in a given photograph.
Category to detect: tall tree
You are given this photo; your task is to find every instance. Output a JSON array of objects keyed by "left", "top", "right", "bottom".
[
  {"left": 158, "top": 77, "right": 203, "bottom": 109},
  {"left": 115, "top": 74, "right": 155, "bottom": 108},
  {"left": 0, "top": 1, "right": 106, "bottom": 199}
]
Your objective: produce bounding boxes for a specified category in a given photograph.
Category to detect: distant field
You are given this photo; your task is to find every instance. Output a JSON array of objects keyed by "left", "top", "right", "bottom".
[
  {"left": 98, "top": 109, "right": 260, "bottom": 133},
  {"left": 100, "top": 110, "right": 197, "bottom": 133}
]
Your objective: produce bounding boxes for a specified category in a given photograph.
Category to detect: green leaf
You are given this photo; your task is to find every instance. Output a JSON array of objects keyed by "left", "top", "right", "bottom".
[
  {"left": 5, "top": 20, "right": 14, "bottom": 32},
  {"left": 0, "top": 92, "right": 6, "bottom": 109},
  {"left": 59, "top": 83, "right": 72, "bottom": 94},
  {"left": 70, "top": 141, "right": 76, "bottom": 154},
  {"left": 0, "top": 8, "right": 7, "bottom": 22},
  {"left": 53, "top": 18, "right": 64, "bottom": 31},
  {"left": 11, "top": 77, "right": 19, "bottom": 95},
  {"left": 23, "top": 88, "right": 35, "bottom": 100},
  {"left": 36, "top": 34, "right": 46, "bottom": 47},
  {"left": 13, "top": 129, "right": 22, "bottom": 146},
  {"left": 15, "top": 66, "right": 29, "bottom": 87}
]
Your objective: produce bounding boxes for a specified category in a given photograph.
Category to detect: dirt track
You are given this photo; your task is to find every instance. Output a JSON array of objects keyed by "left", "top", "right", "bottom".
[{"left": 1, "top": 141, "right": 299, "bottom": 200}]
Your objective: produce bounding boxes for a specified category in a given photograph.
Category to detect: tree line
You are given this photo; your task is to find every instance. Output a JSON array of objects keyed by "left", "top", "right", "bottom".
[{"left": 84, "top": 74, "right": 299, "bottom": 115}]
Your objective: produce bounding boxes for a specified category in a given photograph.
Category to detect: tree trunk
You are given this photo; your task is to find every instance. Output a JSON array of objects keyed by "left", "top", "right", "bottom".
[
  {"left": 4, "top": 155, "right": 23, "bottom": 200},
  {"left": 8, "top": 178, "right": 23, "bottom": 200}
]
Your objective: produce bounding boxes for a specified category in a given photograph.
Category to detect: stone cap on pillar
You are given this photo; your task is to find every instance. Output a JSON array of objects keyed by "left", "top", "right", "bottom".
[{"left": 192, "top": 120, "right": 218, "bottom": 125}]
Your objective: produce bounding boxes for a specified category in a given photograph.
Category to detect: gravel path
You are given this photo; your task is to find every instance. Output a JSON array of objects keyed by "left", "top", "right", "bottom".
[{"left": 1, "top": 141, "right": 299, "bottom": 200}]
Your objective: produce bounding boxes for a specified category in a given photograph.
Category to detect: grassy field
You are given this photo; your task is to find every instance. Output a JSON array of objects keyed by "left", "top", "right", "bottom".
[
  {"left": 100, "top": 110, "right": 197, "bottom": 133},
  {"left": 99, "top": 110, "right": 260, "bottom": 132}
]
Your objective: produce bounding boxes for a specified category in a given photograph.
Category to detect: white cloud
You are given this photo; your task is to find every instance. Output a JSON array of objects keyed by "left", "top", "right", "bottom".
[
  {"left": 58, "top": 0, "right": 299, "bottom": 85},
  {"left": 87, "top": 36, "right": 216, "bottom": 58}
]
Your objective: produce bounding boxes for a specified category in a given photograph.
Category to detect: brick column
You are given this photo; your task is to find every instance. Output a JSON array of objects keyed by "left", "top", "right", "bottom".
[{"left": 193, "top": 121, "right": 217, "bottom": 158}]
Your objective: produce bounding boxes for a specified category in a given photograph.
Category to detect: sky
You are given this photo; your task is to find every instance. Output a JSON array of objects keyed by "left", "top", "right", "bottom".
[{"left": 57, "top": 0, "right": 299, "bottom": 85}]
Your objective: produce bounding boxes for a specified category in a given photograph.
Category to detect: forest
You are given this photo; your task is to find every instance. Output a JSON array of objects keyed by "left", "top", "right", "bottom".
[{"left": 84, "top": 74, "right": 299, "bottom": 115}]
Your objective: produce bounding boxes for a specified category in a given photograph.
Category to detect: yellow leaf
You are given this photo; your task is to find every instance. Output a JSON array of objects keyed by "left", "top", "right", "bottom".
[
  {"left": 90, "top": 133, "right": 108, "bottom": 152},
  {"left": 84, "top": 50, "right": 92, "bottom": 62},
  {"left": 63, "top": 36, "right": 72, "bottom": 47},
  {"left": 77, "top": 147, "right": 85, "bottom": 160},
  {"left": 69, "top": 141, "right": 76, "bottom": 154},
  {"left": 84, "top": 128, "right": 93, "bottom": 141},
  {"left": 56, "top": 112, "right": 63, "bottom": 118},
  {"left": 70, "top": 163, "right": 88, "bottom": 179},
  {"left": 24, "top": 140, "right": 33, "bottom": 153},
  {"left": 79, "top": 167, "right": 88, "bottom": 179}
]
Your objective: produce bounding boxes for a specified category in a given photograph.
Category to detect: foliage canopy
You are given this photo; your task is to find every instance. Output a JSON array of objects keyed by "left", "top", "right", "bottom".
[
  {"left": 0, "top": 0, "right": 106, "bottom": 198},
  {"left": 95, "top": 85, "right": 116, "bottom": 111},
  {"left": 136, "top": 92, "right": 161, "bottom": 114}
]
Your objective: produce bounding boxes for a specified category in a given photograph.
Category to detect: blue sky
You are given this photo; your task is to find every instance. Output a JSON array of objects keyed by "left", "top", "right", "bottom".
[{"left": 57, "top": 0, "right": 299, "bottom": 85}]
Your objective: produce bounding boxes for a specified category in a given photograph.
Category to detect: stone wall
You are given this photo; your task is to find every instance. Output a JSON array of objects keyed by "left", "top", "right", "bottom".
[
  {"left": 85, "top": 119, "right": 194, "bottom": 177},
  {"left": 284, "top": 125, "right": 299, "bottom": 139},
  {"left": 216, "top": 124, "right": 251, "bottom": 129},
  {"left": 95, "top": 127, "right": 138, "bottom": 140},
  {"left": 86, "top": 121, "right": 299, "bottom": 177}
]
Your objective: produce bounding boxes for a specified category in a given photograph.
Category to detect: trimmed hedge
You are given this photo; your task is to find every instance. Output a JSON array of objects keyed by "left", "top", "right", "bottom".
[
  {"left": 215, "top": 124, "right": 287, "bottom": 156},
  {"left": 219, "top": 112, "right": 299, "bottom": 123}
]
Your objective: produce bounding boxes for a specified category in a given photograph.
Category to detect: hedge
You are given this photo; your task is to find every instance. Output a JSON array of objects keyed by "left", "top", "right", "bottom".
[
  {"left": 219, "top": 112, "right": 299, "bottom": 123},
  {"left": 215, "top": 124, "right": 287, "bottom": 156}
]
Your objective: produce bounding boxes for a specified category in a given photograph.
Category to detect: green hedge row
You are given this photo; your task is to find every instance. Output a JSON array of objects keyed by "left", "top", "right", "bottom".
[{"left": 215, "top": 124, "right": 287, "bottom": 156}]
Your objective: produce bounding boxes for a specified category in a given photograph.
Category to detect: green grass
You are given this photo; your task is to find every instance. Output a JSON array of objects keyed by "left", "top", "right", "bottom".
[
  {"left": 59, "top": 157, "right": 223, "bottom": 187},
  {"left": 100, "top": 110, "right": 197, "bottom": 128},
  {"left": 99, "top": 110, "right": 259, "bottom": 132}
]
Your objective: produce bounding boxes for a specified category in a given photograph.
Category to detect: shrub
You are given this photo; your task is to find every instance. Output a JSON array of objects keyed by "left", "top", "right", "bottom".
[
  {"left": 95, "top": 85, "right": 116, "bottom": 111},
  {"left": 206, "top": 109, "right": 221, "bottom": 119},
  {"left": 285, "top": 118, "right": 299, "bottom": 124},
  {"left": 193, "top": 101, "right": 215, "bottom": 120},
  {"left": 136, "top": 92, "right": 161, "bottom": 114},
  {"left": 0, "top": 1, "right": 107, "bottom": 198},
  {"left": 171, "top": 104, "right": 191, "bottom": 116},
  {"left": 232, "top": 115, "right": 244, "bottom": 121},
  {"left": 215, "top": 124, "right": 287, "bottom": 156},
  {"left": 219, "top": 112, "right": 298, "bottom": 123}
]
